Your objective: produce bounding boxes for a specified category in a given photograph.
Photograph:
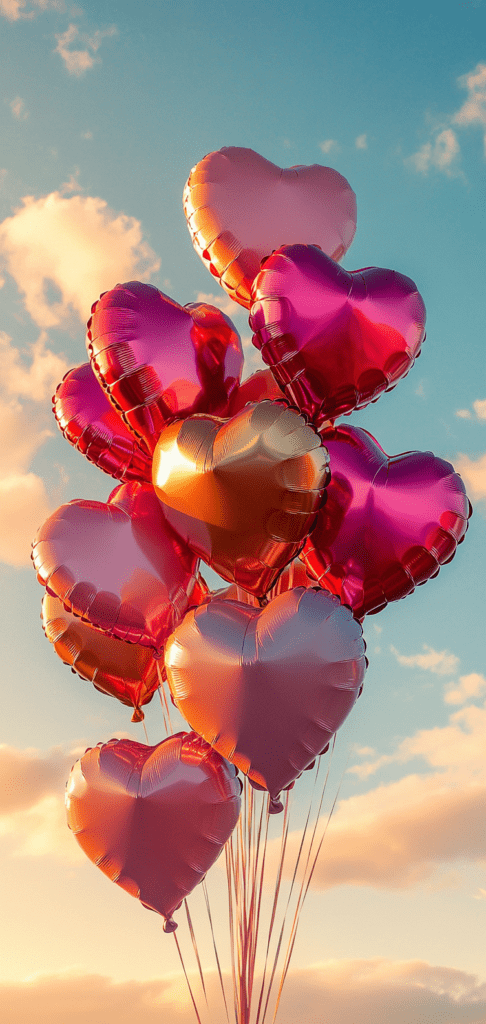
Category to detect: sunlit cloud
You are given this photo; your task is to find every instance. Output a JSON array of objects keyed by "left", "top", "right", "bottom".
[
  {"left": 406, "top": 128, "right": 461, "bottom": 177},
  {"left": 355, "top": 133, "right": 367, "bottom": 149},
  {"left": 453, "top": 62, "right": 486, "bottom": 156},
  {"left": 0, "top": 330, "right": 68, "bottom": 403},
  {"left": 319, "top": 139, "right": 340, "bottom": 155},
  {"left": 456, "top": 398, "right": 486, "bottom": 420},
  {"left": 406, "top": 62, "right": 486, "bottom": 175},
  {"left": 9, "top": 96, "right": 29, "bottom": 121},
  {"left": 0, "top": 190, "right": 160, "bottom": 329},
  {"left": 54, "top": 23, "right": 117, "bottom": 77},
  {"left": 195, "top": 290, "right": 245, "bottom": 319},
  {"left": 390, "top": 643, "right": 460, "bottom": 675},
  {"left": 455, "top": 451, "right": 486, "bottom": 504},
  {"left": 0, "top": 0, "right": 63, "bottom": 20},
  {"left": 444, "top": 672, "right": 486, "bottom": 706}
]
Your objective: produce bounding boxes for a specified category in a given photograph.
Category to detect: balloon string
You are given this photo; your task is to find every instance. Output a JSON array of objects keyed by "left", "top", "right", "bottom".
[
  {"left": 142, "top": 719, "right": 149, "bottom": 744},
  {"left": 156, "top": 660, "right": 173, "bottom": 736},
  {"left": 226, "top": 837, "right": 239, "bottom": 1023},
  {"left": 255, "top": 790, "right": 292, "bottom": 1024},
  {"left": 202, "top": 879, "right": 230, "bottom": 1024},
  {"left": 172, "top": 930, "right": 203, "bottom": 1024},
  {"left": 184, "top": 899, "right": 208, "bottom": 1005}
]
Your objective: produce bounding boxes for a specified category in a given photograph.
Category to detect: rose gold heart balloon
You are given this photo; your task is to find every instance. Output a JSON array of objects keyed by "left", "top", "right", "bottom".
[
  {"left": 183, "top": 146, "right": 357, "bottom": 308},
  {"left": 32, "top": 481, "right": 199, "bottom": 654},
  {"left": 165, "top": 588, "right": 366, "bottom": 803},
  {"left": 66, "top": 732, "right": 241, "bottom": 932},
  {"left": 152, "top": 400, "right": 330, "bottom": 597},
  {"left": 41, "top": 592, "right": 158, "bottom": 721},
  {"left": 53, "top": 363, "right": 152, "bottom": 484},
  {"left": 87, "top": 281, "right": 244, "bottom": 450}
]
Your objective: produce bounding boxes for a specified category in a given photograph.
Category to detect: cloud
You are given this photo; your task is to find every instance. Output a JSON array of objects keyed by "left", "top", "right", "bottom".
[
  {"left": 456, "top": 399, "right": 486, "bottom": 421},
  {"left": 0, "top": 190, "right": 160, "bottom": 329},
  {"left": 9, "top": 96, "right": 28, "bottom": 121},
  {"left": 0, "top": 330, "right": 69, "bottom": 402},
  {"left": 355, "top": 133, "right": 367, "bottom": 149},
  {"left": 455, "top": 451, "right": 486, "bottom": 504},
  {"left": 406, "top": 128, "right": 461, "bottom": 177},
  {"left": 54, "top": 23, "right": 117, "bottom": 77},
  {"left": 453, "top": 62, "right": 486, "bottom": 155},
  {"left": 0, "top": 0, "right": 63, "bottom": 20},
  {"left": 390, "top": 643, "right": 460, "bottom": 675},
  {"left": 0, "top": 472, "right": 52, "bottom": 564},
  {"left": 195, "top": 290, "right": 245, "bottom": 319},
  {"left": 319, "top": 139, "right": 340, "bottom": 155},
  {"left": 445, "top": 673, "right": 486, "bottom": 706},
  {"left": 1, "top": 960, "right": 485, "bottom": 1024},
  {"left": 241, "top": 333, "right": 266, "bottom": 379}
]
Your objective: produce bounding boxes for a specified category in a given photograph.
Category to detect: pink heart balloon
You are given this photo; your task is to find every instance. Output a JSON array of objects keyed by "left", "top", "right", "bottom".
[
  {"left": 32, "top": 481, "right": 199, "bottom": 654},
  {"left": 87, "top": 281, "right": 244, "bottom": 450},
  {"left": 250, "top": 244, "right": 426, "bottom": 426},
  {"left": 183, "top": 147, "right": 357, "bottom": 308},
  {"left": 165, "top": 588, "right": 366, "bottom": 804},
  {"left": 301, "top": 424, "right": 472, "bottom": 619},
  {"left": 53, "top": 363, "right": 152, "bottom": 483},
  {"left": 66, "top": 732, "right": 241, "bottom": 932}
]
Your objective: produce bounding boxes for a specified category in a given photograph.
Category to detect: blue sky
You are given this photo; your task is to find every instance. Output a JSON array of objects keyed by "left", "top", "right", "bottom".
[{"left": 0, "top": 1, "right": 486, "bottom": 1021}]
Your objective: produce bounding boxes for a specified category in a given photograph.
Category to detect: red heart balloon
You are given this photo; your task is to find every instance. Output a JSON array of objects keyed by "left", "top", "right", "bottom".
[
  {"left": 66, "top": 732, "right": 241, "bottom": 932},
  {"left": 250, "top": 244, "right": 426, "bottom": 426},
  {"left": 32, "top": 481, "right": 199, "bottom": 654},
  {"left": 301, "top": 424, "right": 472, "bottom": 619},
  {"left": 87, "top": 281, "right": 244, "bottom": 450},
  {"left": 183, "top": 146, "right": 357, "bottom": 308},
  {"left": 165, "top": 588, "right": 366, "bottom": 803},
  {"left": 53, "top": 363, "right": 152, "bottom": 484},
  {"left": 227, "top": 368, "right": 286, "bottom": 416}
]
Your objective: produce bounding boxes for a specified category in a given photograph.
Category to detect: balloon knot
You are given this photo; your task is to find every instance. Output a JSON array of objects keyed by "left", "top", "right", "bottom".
[
  {"left": 131, "top": 707, "right": 144, "bottom": 723},
  {"left": 269, "top": 796, "right": 284, "bottom": 814},
  {"left": 163, "top": 916, "right": 178, "bottom": 933}
]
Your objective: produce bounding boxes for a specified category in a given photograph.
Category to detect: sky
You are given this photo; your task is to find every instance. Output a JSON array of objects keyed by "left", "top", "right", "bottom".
[{"left": 0, "top": 0, "right": 486, "bottom": 1021}]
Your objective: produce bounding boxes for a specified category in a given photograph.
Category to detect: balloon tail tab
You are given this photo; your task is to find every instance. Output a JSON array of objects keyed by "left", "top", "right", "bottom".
[
  {"left": 269, "top": 795, "right": 284, "bottom": 814},
  {"left": 131, "top": 707, "right": 144, "bottom": 723},
  {"left": 163, "top": 916, "right": 178, "bottom": 933}
]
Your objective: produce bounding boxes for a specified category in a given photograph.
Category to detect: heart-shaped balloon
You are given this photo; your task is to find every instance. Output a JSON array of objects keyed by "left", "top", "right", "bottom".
[
  {"left": 32, "top": 481, "right": 199, "bottom": 654},
  {"left": 216, "top": 557, "right": 315, "bottom": 606},
  {"left": 165, "top": 588, "right": 366, "bottom": 802},
  {"left": 87, "top": 281, "right": 244, "bottom": 450},
  {"left": 183, "top": 147, "right": 357, "bottom": 309},
  {"left": 65, "top": 732, "right": 241, "bottom": 931},
  {"left": 250, "top": 245, "right": 426, "bottom": 426},
  {"left": 53, "top": 363, "right": 152, "bottom": 483},
  {"left": 301, "top": 424, "right": 471, "bottom": 619},
  {"left": 41, "top": 592, "right": 159, "bottom": 721},
  {"left": 152, "top": 400, "right": 329, "bottom": 597},
  {"left": 227, "top": 368, "right": 286, "bottom": 416}
]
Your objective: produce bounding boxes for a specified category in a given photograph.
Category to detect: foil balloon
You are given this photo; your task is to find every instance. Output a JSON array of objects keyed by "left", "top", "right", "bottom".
[
  {"left": 227, "top": 368, "right": 286, "bottom": 416},
  {"left": 41, "top": 592, "right": 158, "bottom": 721},
  {"left": 165, "top": 587, "right": 366, "bottom": 805},
  {"left": 152, "top": 400, "right": 330, "bottom": 597},
  {"left": 66, "top": 732, "right": 242, "bottom": 932},
  {"left": 301, "top": 424, "right": 472, "bottom": 619},
  {"left": 217, "top": 558, "right": 315, "bottom": 606},
  {"left": 87, "top": 281, "right": 244, "bottom": 450},
  {"left": 183, "top": 146, "right": 357, "bottom": 309},
  {"left": 53, "top": 363, "right": 152, "bottom": 483},
  {"left": 250, "top": 244, "right": 426, "bottom": 426},
  {"left": 32, "top": 481, "right": 199, "bottom": 654}
]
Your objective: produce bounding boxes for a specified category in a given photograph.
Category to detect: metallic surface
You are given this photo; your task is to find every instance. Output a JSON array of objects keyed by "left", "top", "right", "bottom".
[
  {"left": 227, "top": 367, "right": 286, "bottom": 415},
  {"left": 183, "top": 146, "right": 357, "bottom": 308},
  {"left": 164, "top": 587, "right": 367, "bottom": 800},
  {"left": 65, "top": 732, "right": 241, "bottom": 931},
  {"left": 32, "top": 481, "right": 200, "bottom": 655},
  {"left": 87, "top": 281, "right": 243, "bottom": 450},
  {"left": 301, "top": 424, "right": 472, "bottom": 619},
  {"left": 152, "top": 400, "right": 330, "bottom": 597},
  {"left": 250, "top": 244, "right": 426, "bottom": 426},
  {"left": 53, "top": 362, "right": 152, "bottom": 483}
]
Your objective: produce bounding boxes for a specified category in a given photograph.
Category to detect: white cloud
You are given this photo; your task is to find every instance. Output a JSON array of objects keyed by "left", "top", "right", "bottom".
[
  {"left": 0, "top": 190, "right": 160, "bottom": 329},
  {"left": 355, "top": 133, "right": 367, "bottom": 149},
  {"left": 406, "top": 128, "right": 461, "bottom": 177},
  {"left": 195, "top": 290, "right": 245, "bottom": 319},
  {"left": 445, "top": 673, "right": 486, "bottom": 706},
  {"left": 456, "top": 399, "right": 486, "bottom": 421},
  {"left": 456, "top": 408, "right": 472, "bottom": 419},
  {"left": 390, "top": 643, "right": 460, "bottom": 675},
  {"left": 0, "top": 330, "right": 69, "bottom": 402},
  {"left": 54, "top": 23, "right": 117, "bottom": 77},
  {"left": 9, "top": 96, "right": 28, "bottom": 121},
  {"left": 455, "top": 451, "right": 486, "bottom": 504},
  {"left": 0, "top": 472, "right": 52, "bottom": 565},
  {"left": 453, "top": 62, "right": 486, "bottom": 155},
  {"left": 319, "top": 139, "right": 340, "bottom": 154},
  {"left": 0, "top": 0, "right": 63, "bottom": 19}
]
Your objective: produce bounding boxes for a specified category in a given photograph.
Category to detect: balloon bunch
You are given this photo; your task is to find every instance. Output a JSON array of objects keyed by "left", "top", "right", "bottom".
[{"left": 32, "top": 147, "right": 471, "bottom": 1022}]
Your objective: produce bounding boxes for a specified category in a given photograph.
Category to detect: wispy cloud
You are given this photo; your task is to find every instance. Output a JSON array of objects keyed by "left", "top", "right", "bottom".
[
  {"left": 406, "top": 128, "right": 461, "bottom": 177},
  {"left": 406, "top": 61, "right": 486, "bottom": 176},
  {"left": 319, "top": 139, "right": 340, "bottom": 155},
  {"left": 355, "top": 133, "right": 367, "bottom": 150},
  {"left": 54, "top": 23, "right": 117, "bottom": 77},
  {"left": 9, "top": 95, "right": 29, "bottom": 121},
  {"left": 455, "top": 451, "right": 486, "bottom": 504},
  {"left": 0, "top": 0, "right": 63, "bottom": 21},
  {"left": 390, "top": 643, "right": 460, "bottom": 675},
  {"left": 453, "top": 62, "right": 486, "bottom": 156}
]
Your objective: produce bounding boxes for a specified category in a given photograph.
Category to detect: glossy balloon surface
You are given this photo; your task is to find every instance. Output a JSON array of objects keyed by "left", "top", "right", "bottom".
[
  {"left": 66, "top": 732, "right": 241, "bottom": 931},
  {"left": 32, "top": 481, "right": 199, "bottom": 654},
  {"left": 87, "top": 281, "right": 244, "bottom": 450},
  {"left": 183, "top": 147, "right": 357, "bottom": 309},
  {"left": 165, "top": 588, "right": 366, "bottom": 800},
  {"left": 301, "top": 424, "right": 472, "bottom": 619},
  {"left": 53, "top": 363, "right": 152, "bottom": 483},
  {"left": 41, "top": 592, "right": 158, "bottom": 720},
  {"left": 250, "top": 245, "right": 426, "bottom": 426},
  {"left": 152, "top": 401, "right": 329, "bottom": 597},
  {"left": 227, "top": 368, "right": 286, "bottom": 415}
]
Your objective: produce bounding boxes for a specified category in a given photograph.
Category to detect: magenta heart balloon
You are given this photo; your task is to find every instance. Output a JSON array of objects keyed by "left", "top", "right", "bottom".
[
  {"left": 250, "top": 244, "right": 426, "bottom": 426},
  {"left": 183, "top": 146, "right": 357, "bottom": 308},
  {"left": 66, "top": 732, "right": 241, "bottom": 932},
  {"left": 32, "top": 481, "right": 199, "bottom": 654},
  {"left": 53, "top": 363, "right": 152, "bottom": 483},
  {"left": 87, "top": 281, "right": 244, "bottom": 450},
  {"left": 165, "top": 588, "right": 367, "bottom": 804},
  {"left": 301, "top": 424, "right": 472, "bottom": 619}
]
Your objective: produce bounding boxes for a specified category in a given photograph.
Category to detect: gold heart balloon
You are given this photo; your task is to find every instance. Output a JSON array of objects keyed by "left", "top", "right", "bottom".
[{"left": 152, "top": 400, "right": 329, "bottom": 597}]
